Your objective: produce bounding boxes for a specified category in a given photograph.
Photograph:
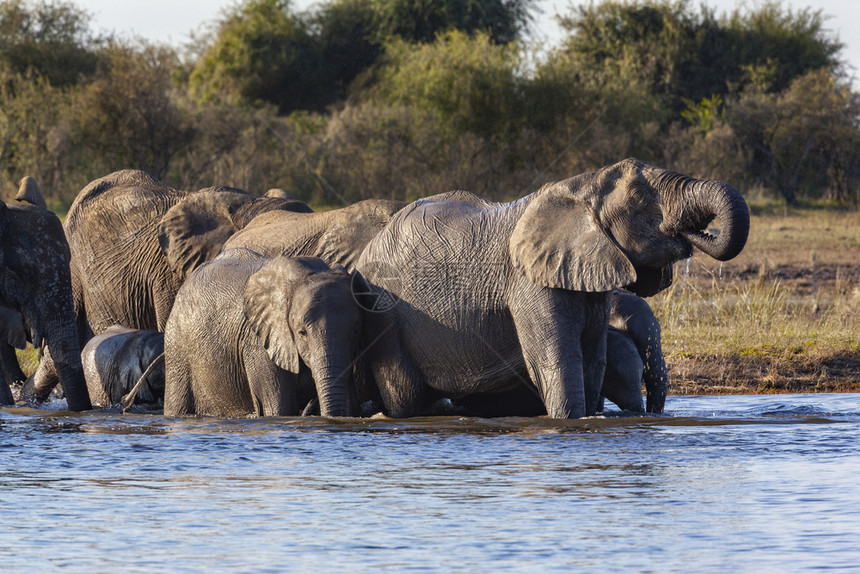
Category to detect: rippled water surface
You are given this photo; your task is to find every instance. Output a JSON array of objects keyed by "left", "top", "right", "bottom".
[{"left": 2, "top": 394, "right": 859, "bottom": 573}]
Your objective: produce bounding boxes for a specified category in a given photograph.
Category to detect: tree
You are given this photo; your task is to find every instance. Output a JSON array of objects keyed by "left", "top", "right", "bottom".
[
  {"left": 371, "top": 30, "right": 524, "bottom": 142},
  {"left": 311, "top": 0, "right": 380, "bottom": 103},
  {"left": 75, "top": 41, "right": 190, "bottom": 179},
  {"left": 555, "top": 0, "right": 844, "bottom": 118},
  {"left": 0, "top": 63, "right": 74, "bottom": 203},
  {"left": 189, "top": 0, "right": 325, "bottom": 113},
  {"left": 724, "top": 1, "right": 844, "bottom": 93},
  {"left": 369, "top": 0, "right": 535, "bottom": 45},
  {"left": 0, "top": 0, "right": 103, "bottom": 87},
  {"left": 726, "top": 69, "right": 860, "bottom": 204}
]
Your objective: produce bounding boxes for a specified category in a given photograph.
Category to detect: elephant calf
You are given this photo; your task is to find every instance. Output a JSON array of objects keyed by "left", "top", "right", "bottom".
[
  {"left": 81, "top": 325, "right": 165, "bottom": 409},
  {"left": 164, "top": 250, "right": 362, "bottom": 418}
]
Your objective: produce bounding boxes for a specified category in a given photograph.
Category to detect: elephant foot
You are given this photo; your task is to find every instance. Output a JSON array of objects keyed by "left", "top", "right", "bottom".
[{"left": 0, "top": 382, "right": 14, "bottom": 406}]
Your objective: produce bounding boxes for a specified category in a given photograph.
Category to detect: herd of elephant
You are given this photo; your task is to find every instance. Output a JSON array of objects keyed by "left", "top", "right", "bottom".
[{"left": 0, "top": 159, "right": 750, "bottom": 419}]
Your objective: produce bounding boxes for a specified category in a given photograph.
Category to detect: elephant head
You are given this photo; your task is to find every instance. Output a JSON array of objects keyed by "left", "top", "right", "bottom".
[
  {"left": 157, "top": 187, "right": 313, "bottom": 283},
  {"left": 0, "top": 180, "right": 89, "bottom": 410},
  {"left": 243, "top": 256, "right": 361, "bottom": 417},
  {"left": 510, "top": 158, "right": 749, "bottom": 297}
]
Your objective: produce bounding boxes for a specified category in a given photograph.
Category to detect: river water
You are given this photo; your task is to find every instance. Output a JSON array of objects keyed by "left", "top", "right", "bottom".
[{"left": 2, "top": 393, "right": 859, "bottom": 573}]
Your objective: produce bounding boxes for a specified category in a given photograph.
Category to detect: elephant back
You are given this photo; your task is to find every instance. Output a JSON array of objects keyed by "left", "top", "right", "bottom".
[
  {"left": 64, "top": 170, "right": 188, "bottom": 243},
  {"left": 65, "top": 170, "right": 183, "bottom": 234},
  {"left": 65, "top": 170, "right": 188, "bottom": 333},
  {"left": 225, "top": 198, "right": 406, "bottom": 271}
]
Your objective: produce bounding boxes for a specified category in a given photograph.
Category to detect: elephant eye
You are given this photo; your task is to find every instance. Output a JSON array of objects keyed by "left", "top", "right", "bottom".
[
  {"left": 297, "top": 328, "right": 308, "bottom": 337},
  {"left": 628, "top": 185, "right": 649, "bottom": 208}
]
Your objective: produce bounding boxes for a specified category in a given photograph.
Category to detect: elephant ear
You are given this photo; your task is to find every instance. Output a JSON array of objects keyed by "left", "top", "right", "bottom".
[
  {"left": 510, "top": 190, "right": 636, "bottom": 292},
  {"left": 0, "top": 307, "right": 28, "bottom": 349},
  {"left": 157, "top": 190, "right": 254, "bottom": 281},
  {"left": 244, "top": 257, "right": 316, "bottom": 374}
]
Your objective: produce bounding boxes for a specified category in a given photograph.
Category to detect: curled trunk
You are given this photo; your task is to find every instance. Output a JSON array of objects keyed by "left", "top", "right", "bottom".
[{"left": 658, "top": 172, "right": 750, "bottom": 262}]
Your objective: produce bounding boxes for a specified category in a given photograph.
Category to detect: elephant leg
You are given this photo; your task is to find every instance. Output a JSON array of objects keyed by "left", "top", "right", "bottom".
[
  {"left": 0, "top": 374, "right": 12, "bottom": 405},
  {"left": 0, "top": 344, "right": 25, "bottom": 405},
  {"left": 512, "top": 289, "right": 609, "bottom": 419},
  {"left": 364, "top": 313, "right": 428, "bottom": 418},
  {"left": 580, "top": 295, "right": 610, "bottom": 416},
  {"left": 18, "top": 347, "right": 60, "bottom": 403},
  {"left": 0, "top": 344, "right": 26, "bottom": 387},
  {"left": 244, "top": 344, "right": 298, "bottom": 416},
  {"left": 163, "top": 352, "right": 194, "bottom": 416},
  {"left": 602, "top": 330, "right": 645, "bottom": 412}
]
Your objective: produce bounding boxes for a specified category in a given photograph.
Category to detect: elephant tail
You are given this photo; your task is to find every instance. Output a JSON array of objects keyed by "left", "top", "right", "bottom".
[{"left": 121, "top": 352, "right": 165, "bottom": 413}]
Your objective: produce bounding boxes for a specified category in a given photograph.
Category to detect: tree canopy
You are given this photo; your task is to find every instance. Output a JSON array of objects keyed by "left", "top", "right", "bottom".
[
  {"left": 0, "top": 0, "right": 857, "bottom": 207},
  {"left": 0, "top": 0, "right": 103, "bottom": 86}
]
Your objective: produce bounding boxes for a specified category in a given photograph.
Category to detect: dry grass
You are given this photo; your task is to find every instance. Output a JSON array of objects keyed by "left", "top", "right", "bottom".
[{"left": 651, "top": 202, "right": 860, "bottom": 394}]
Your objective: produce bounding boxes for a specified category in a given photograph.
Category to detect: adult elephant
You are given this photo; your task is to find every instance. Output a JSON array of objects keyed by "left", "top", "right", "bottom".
[
  {"left": 0, "top": 178, "right": 89, "bottom": 410},
  {"left": 164, "top": 251, "right": 362, "bottom": 417},
  {"left": 356, "top": 158, "right": 749, "bottom": 419},
  {"left": 22, "top": 170, "right": 311, "bottom": 403}
]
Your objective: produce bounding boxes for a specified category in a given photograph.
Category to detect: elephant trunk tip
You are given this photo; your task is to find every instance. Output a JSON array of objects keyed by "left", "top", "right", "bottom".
[{"left": 665, "top": 177, "right": 750, "bottom": 262}]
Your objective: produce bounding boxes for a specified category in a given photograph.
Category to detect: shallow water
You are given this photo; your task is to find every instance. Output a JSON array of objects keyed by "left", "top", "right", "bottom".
[{"left": 2, "top": 394, "right": 859, "bottom": 573}]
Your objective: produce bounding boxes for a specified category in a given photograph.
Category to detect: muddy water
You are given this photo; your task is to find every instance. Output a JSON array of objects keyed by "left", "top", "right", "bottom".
[{"left": 2, "top": 394, "right": 859, "bottom": 573}]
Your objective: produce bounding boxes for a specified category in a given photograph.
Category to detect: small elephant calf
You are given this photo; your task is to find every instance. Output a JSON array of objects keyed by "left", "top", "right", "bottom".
[
  {"left": 164, "top": 250, "right": 362, "bottom": 417},
  {"left": 81, "top": 325, "right": 165, "bottom": 409}
]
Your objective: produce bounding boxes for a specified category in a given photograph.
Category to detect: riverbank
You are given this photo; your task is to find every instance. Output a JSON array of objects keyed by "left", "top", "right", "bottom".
[{"left": 653, "top": 203, "right": 860, "bottom": 395}]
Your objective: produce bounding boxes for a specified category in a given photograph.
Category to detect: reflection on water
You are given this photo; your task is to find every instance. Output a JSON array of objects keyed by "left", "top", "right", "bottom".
[{"left": 2, "top": 394, "right": 859, "bottom": 573}]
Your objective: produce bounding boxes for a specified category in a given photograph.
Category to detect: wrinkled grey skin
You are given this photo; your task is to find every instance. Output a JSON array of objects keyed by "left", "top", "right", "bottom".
[
  {"left": 222, "top": 199, "right": 406, "bottom": 406},
  {"left": 223, "top": 199, "right": 407, "bottom": 270},
  {"left": 454, "top": 291, "right": 663, "bottom": 416},
  {"left": 607, "top": 289, "right": 667, "bottom": 413},
  {"left": 452, "top": 328, "right": 644, "bottom": 417},
  {"left": 357, "top": 158, "right": 749, "bottom": 419},
  {"left": 164, "top": 251, "right": 362, "bottom": 418},
  {"left": 600, "top": 328, "right": 647, "bottom": 412},
  {"left": 81, "top": 325, "right": 164, "bottom": 408},
  {"left": 0, "top": 306, "right": 28, "bottom": 404},
  {"left": 23, "top": 170, "right": 311, "bottom": 404},
  {"left": 0, "top": 178, "right": 89, "bottom": 410}
]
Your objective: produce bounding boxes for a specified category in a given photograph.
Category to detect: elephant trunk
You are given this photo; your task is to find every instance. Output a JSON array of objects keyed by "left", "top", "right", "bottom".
[
  {"left": 643, "top": 333, "right": 668, "bottom": 414},
  {"left": 657, "top": 172, "right": 750, "bottom": 262},
  {"left": 311, "top": 362, "right": 352, "bottom": 417},
  {"left": 43, "top": 320, "right": 90, "bottom": 411}
]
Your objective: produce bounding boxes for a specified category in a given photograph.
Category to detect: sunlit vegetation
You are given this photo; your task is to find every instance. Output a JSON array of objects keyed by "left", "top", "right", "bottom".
[
  {"left": 0, "top": 0, "right": 856, "bottom": 209},
  {"left": 652, "top": 207, "right": 860, "bottom": 393}
]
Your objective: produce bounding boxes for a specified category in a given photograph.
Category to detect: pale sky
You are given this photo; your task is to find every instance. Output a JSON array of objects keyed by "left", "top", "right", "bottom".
[{"left": 79, "top": 0, "right": 859, "bottom": 83}]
